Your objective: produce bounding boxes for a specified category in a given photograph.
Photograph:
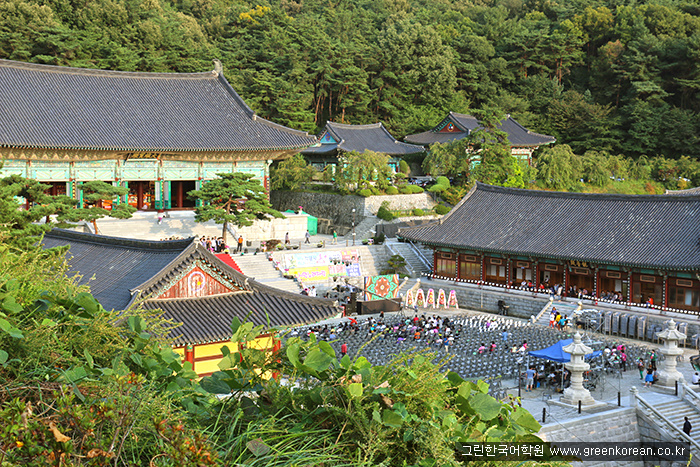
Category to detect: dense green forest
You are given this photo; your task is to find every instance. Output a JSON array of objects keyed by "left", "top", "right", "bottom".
[{"left": 2, "top": 0, "right": 700, "bottom": 162}]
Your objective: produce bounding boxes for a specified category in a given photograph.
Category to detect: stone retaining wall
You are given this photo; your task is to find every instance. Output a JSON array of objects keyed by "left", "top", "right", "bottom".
[
  {"left": 446, "top": 285, "right": 548, "bottom": 319},
  {"left": 538, "top": 407, "right": 643, "bottom": 467},
  {"left": 270, "top": 191, "right": 436, "bottom": 226}
]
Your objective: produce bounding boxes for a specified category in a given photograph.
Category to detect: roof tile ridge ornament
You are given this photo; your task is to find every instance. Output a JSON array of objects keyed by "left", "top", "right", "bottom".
[{"left": 212, "top": 59, "right": 223, "bottom": 77}]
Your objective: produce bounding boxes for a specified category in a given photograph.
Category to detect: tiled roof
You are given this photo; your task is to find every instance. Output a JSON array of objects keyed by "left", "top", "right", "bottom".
[
  {"left": 302, "top": 122, "right": 424, "bottom": 156},
  {"left": 404, "top": 112, "right": 555, "bottom": 147},
  {"left": 41, "top": 229, "right": 339, "bottom": 343},
  {"left": 143, "top": 291, "right": 339, "bottom": 346},
  {"left": 41, "top": 229, "right": 194, "bottom": 311},
  {"left": 0, "top": 59, "right": 316, "bottom": 152},
  {"left": 398, "top": 183, "right": 700, "bottom": 270},
  {"left": 667, "top": 186, "right": 700, "bottom": 195}
]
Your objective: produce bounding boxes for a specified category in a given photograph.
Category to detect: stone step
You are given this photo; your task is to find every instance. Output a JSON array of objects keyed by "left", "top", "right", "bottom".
[{"left": 652, "top": 397, "right": 700, "bottom": 443}]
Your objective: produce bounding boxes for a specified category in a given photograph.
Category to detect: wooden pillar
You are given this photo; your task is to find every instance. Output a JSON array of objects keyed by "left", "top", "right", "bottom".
[
  {"left": 176, "top": 181, "right": 184, "bottom": 208},
  {"left": 594, "top": 268, "right": 600, "bottom": 299},
  {"left": 506, "top": 257, "right": 511, "bottom": 288},
  {"left": 137, "top": 182, "right": 144, "bottom": 210},
  {"left": 564, "top": 266, "right": 569, "bottom": 297},
  {"left": 629, "top": 273, "right": 635, "bottom": 304},
  {"left": 533, "top": 261, "right": 539, "bottom": 289},
  {"left": 184, "top": 345, "right": 194, "bottom": 367},
  {"left": 480, "top": 254, "right": 485, "bottom": 283},
  {"left": 663, "top": 274, "right": 668, "bottom": 310}
]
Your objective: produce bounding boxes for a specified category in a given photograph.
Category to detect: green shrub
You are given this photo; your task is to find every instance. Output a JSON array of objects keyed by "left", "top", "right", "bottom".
[
  {"left": 399, "top": 159, "right": 410, "bottom": 174},
  {"left": 370, "top": 186, "right": 380, "bottom": 195},
  {"left": 442, "top": 185, "right": 468, "bottom": 205},
  {"left": 428, "top": 183, "right": 447, "bottom": 193},
  {"left": 377, "top": 205, "right": 394, "bottom": 221},
  {"left": 435, "top": 204, "right": 451, "bottom": 215},
  {"left": 372, "top": 232, "right": 386, "bottom": 244},
  {"left": 357, "top": 188, "right": 372, "bottom": 197},
  {"left": 411, "top": 208, "right": 425, "bottom": 216},
  {"left": 399, "top": 186, "right": 411, "bottom": 194},
  {"left": 408, "top": 185, "right": 424, "bottom": 194},
  {"left": 436, "top": 176, "right": 450, "bottom": 187},
  {"left": 386, "top": 186, "right": 399, "bottom": 195}
]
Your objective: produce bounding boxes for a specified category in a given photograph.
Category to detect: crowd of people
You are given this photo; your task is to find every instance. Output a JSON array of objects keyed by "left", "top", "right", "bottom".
[{"left": 198, "top": 236, "right": 228, "bottom": 253}]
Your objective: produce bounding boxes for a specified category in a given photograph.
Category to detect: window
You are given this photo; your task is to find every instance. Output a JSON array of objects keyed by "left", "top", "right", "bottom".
[
  {"left": 460, "top": 261, "right": 480, "bottom": 280},
  {"left": 669, "top": 287, "right": 700, "bottom": 310},
  {"left": 435, "top": 257, "right": 455, "bottom": 277},
  {"left": 488, "top": 265, "right": 506, "bottom": 278}
]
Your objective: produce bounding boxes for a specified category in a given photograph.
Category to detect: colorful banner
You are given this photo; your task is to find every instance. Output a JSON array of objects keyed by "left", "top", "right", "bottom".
[
  {"left": 426, "top": 288, "right": 435, "bottom": 308},
  {"left": 448, "top": 290, "right": 458, "bottom": 308},
  {"left": 363, "top": 274, "right": 400, "bottom": 301},
  {"left": 288, "top": 266, "right": 329, "bottom": 282},
  {"left": 284, "top": 249, "right": 360, "bottom": 270},
  {"left": 405, "top": 289, "right": 414, "bottom": 307},
  {"left": 289, "top": 262, "right": 362, "bottom": 282},
  {"left": 415, "top": 289, "right": 425, "bottom": 307},
  {"left": 437, "top": 289, "right": 447, "bottom": 309},
  {"left": 346, "top": 263, "right": 362, "bottom": 277}
]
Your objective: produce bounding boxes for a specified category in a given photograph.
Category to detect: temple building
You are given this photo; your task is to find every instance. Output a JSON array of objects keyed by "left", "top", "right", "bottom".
[
  {"left": 0, "top": 59, "right": 316, "bottom": 210},
  {"left": 41, "top": 229, "right": 338, "bottom": 376},
  {"left": 300, "top": 121, "right": 424, "bottom": 172},
  {"left": 399, "top": 183, "right": 700, "bottom": 313},
  {"left": 404, "top": 112, "right": 555, "bottom": 164}
]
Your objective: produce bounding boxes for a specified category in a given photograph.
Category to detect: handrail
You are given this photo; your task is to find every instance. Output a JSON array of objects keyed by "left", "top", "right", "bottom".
[
  {"left": 681, "top": 382, "right": 700, "bottom": 412},
  {"left": 635, "top": 392, "right": 700, "bottom": 451},
  {"left": 408, "top": 241, "right": 432, "bottom": 270}
]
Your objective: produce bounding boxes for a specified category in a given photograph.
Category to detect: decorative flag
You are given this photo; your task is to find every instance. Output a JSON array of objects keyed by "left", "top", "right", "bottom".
[
  {"left": 448, "top": 290, "right": 458, "bottom": 308},
  {"left": 415, "top": 289, "right": 425, "bottom": 307},
  {"left": 363, "top": 274, "right": 400, "bottom": 301},
  {"left": 406, "top": 289, "right": 414, "bottom": 307},
  {"left": 437, "top": 289, "right": 447, "bottom": 309},
  {"left": 426, "top": 288, "right": 435, "bottom": 308}
]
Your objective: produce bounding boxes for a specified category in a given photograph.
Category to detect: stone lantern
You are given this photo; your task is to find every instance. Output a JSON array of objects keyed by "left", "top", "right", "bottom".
[
  {"left": 560, "top": 332, "right": 596, "bottom": 406},
  {"left": 655, "top": 319, "right": 686, "bottom": 389}
]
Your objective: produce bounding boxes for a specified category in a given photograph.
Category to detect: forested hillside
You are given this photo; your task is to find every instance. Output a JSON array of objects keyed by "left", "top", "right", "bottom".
[{"left": 2, "top": 0, "right": 700, "bottom": 160}]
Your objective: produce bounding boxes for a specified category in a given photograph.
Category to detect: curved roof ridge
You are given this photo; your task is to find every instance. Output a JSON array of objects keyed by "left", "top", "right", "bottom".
[
  {"left": 476, "top": 182, "right": 700, "bottom": 202},
  {"left": 327, "top": 121, "right": 383, "bottom": 130},
  {"left": 44, "top": 228, "right": 195, "bottom": 251},
  {"left": 0, "top": 58, "right": 213, "bottom": 80},
  {"left": 216, "top": 73, "right": 314, "bottom": 141},
  {"left": 505, "top": 115, "right": 555, "bottom": 141},
  {"left": 0, "top": 59, "right": 316, "bottom": 152}
]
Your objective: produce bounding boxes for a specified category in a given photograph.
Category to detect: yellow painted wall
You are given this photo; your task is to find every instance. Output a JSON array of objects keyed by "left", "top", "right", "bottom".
[{"left": 190, "top": 336, "right": 277, "bottom": 377}]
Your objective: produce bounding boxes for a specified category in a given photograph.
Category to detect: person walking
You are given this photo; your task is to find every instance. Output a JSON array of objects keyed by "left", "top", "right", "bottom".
[
  {"left": 331, "top": 228, "right": 337, "bottom": 244},
  {"left": 526, "top": 367, "right": 536, "bottom": 392},
  {"left": 285, "top": 232, "right": 290, "bottom": 244},
  {"left": 305, "top": 230, "right": 311, "bottom": 244},
  {"left": 341, "top": 342, "right": 348, "bottom": 357},
  {"left": 644, "top": 366, "right": 654, "bottom": 387},
  {"left": 684, "top": 416, "right": 692, "bottom": 436},
  {"left": 237, "top": 235, "right": 243, "bottom": 253}
]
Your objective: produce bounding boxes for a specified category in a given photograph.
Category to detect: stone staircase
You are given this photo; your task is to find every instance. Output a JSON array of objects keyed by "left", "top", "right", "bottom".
[
  {"left": 353, "top": 216, "right": 380, "bottom": 242},
  {"left": 652, "top": 398, "right": 700, "bottom": 445},
  {"left": 385, "top": 239, "right": 432, "bottom": 277},
  {"left": 534, "top": 300, "right": 581, "bottom": 327},
  {"left": 230, "top": 252, "right": 303, "bottom": 294}
]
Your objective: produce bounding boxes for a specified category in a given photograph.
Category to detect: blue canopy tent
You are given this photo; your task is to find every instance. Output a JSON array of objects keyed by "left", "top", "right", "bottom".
[{"left": 529, "top": 339, "right": 602, "bottom": 362}]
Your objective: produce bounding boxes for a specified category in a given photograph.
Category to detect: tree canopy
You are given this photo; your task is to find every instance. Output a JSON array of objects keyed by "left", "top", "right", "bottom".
[
  {"left": 3, "top": 0, "right": 700, "bottom": 163},
  {"left": 188, "top": 173, "right": 283, "bottom": 244}
]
